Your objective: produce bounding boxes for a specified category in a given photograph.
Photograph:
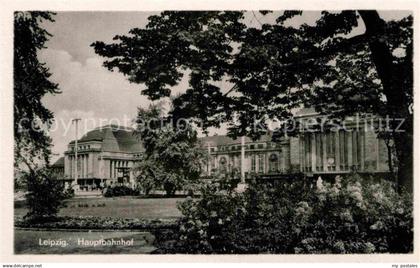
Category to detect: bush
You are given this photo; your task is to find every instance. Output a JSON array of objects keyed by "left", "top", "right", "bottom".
[
  {"left": 173, "top": 174, "right": 413, "bottom": 254},
  {"left": 292, "top": 174, "right": 412, "bottom": 253},
  {"left": 15, "top": 215, "right": 178, "bottom": 230},
  {"left": 103, "top": 185, "right": 139, "bottom": 197},
  {"left": 23, "top": 169, "right": 68, "bottom": 222},
  {"left": 63, "top": 187, "right": 75, "bottom": 199}
]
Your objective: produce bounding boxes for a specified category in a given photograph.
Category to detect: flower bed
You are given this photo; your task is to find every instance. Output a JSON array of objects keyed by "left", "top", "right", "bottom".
[{"left": 15, "top": 216, "right": 179, "bottom": 230}]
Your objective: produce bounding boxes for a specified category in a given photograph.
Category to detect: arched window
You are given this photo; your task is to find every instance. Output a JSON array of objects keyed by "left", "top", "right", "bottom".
[{"left": 269, "top": 153, "right": 279, "bottom": 172}]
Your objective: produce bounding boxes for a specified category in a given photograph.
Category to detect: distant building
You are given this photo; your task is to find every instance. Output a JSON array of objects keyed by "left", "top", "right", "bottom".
[
  {"left": 64, "top": 125, "right": 143, "bottom": 190},
  {"left": 202, "top": 108, "right": 391, "bottom": 180},
  {"left": 200, "top": 134, "right": 290, "bottom": 178},
  {"left": 62, "top": 109, "right": 392, "bottom": 189}
]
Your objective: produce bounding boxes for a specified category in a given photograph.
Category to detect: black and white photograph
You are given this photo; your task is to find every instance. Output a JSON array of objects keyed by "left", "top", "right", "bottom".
[{"left": 1, "top": 3, "right": 418, "bottom": 264}]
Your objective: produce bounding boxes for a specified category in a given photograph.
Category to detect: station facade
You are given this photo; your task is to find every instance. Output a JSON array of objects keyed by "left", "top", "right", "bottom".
[{"left": 53, "top": 109, "right": 391, "bottom": 188}]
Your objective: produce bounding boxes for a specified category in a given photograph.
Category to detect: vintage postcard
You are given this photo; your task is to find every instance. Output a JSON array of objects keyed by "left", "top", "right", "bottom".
[{"left": 0, "top": 0, "right": 419, "bottom": 265}]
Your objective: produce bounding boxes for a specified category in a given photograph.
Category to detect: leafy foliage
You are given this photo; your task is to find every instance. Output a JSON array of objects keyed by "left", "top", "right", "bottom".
[
  {"left": 15, "top": 215, "right": 178, "bottom": 230},
  {"left": 172, "top": 174, "right": 413, "bottom": 254},
  {"left": 91, "top": 11, "right": 411, "bottom": 134},
  {"left": 92, "top": 11, "right": 413, "bottom": 190},
  {"left": 23, "top": 168, "right": 68, "bottom": 222},
  {"left": 14, "top": 12, "right": 60, "bottom": 169},
  {"left": 133, "top": 104, "right": 206, "bottom": 196},
  {"left": 132, "top": 158, "right": 162, "bottom": 195},
  {"left": 102, "top": 185, "right": 140, "bottom": 197}
]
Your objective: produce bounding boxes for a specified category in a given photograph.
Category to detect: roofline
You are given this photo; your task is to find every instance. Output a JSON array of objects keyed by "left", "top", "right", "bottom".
[
  {"left": 92, "top": 124, "right": 135, "bottom": 131},
  {"left": 69, "top": 139, "right": 103, "bottom": 144},
  {"left": 65, "top": 150, "right": 143, "bottom": 155}
]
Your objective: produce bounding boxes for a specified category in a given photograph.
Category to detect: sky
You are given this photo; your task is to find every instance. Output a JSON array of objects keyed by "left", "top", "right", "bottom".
[{"left": 38, "top": 11, "right": 411, "bottom": 162}]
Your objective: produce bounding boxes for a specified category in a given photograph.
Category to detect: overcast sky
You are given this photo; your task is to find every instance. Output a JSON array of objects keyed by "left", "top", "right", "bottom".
[{"left": 38, "top": 11, "right": 411, "bottom": 162}]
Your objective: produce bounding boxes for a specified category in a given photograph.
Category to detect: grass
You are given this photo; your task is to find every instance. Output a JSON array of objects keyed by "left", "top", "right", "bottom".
[
  {"left": 14, "top": 197, "right": 184, "bottom": 254},
  {"left": 15, "top": 229, "right": 156, "bottom": 254},
  {"left": 15, "top": 196, "right": 184, "bottom": 219}
]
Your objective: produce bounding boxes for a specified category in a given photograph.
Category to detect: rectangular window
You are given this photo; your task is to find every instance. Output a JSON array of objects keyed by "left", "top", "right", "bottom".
[
  {"left": 258, "top": 154, "right": 264, "bottom": 173},
  {"left": 315, "top": 133, "right": 323, "bottom": 171},
  {"left": 352, "top": 130, "right": 362, "bottom": 169},
  {"left": 326, "top": 132, "right": 336, "bottom": 171},
  {"left": 230, "top": 155, "right": 234, "bottom": 169},
  {"left": 251, "top": 155, "right": 256, "bottom": 172},
  {"left": 304, "top": 134, "right": 312, "bottom": 172},
  {"left": 109, "top": 161, "right": 112, "bottom": 178},
  {"left": 339, "top": 131, "right": 348, "bottom": 170}
]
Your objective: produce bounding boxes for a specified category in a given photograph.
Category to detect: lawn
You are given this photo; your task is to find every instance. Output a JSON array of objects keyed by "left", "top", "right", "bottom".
[
  {"left": 15, "top": 229, "right": 156, "bottom": 254},
  {"left": 15, "top": 197, "right": 184, "bottom": 219}
]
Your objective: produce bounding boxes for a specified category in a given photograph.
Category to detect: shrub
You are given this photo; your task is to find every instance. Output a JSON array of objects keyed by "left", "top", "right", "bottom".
[
  {"left": 15, "top": 215, "right": 178, "bottom": 230},
  {"left": 63, "top": 187, "right": 75, "bottom": 199},
  {"left": 177, "top": 183, "right": 244, "bottom": 253},
  {"left": 23, "top": 168, "right": 68, "bottom": 222},
  {"left": 174, "top": 174, "right": 413, "bottom": 254},
  {"left": 292, "top": 174, "right": 413, "bottom": 253},
  {"left": 103, "top": 185, "right": 139, "bottom": 197}
]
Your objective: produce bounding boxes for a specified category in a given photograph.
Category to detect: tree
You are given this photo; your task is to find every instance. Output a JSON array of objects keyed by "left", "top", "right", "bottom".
[
  {"left": 92, "top": 11, "right": 413, "bottom": 192},
  {"left": 132, "top": 157, "right": 162, "bottom": 195},
  {"left": 14, "top": 12, "right": 67, "bottom": 221},
  {"left": 23, "top": 168, "right": 68, "bottom": 222},
  {"left": 14, "top": 11, "right": 60, "bottom": 171},
  {"left": 133, "top": 104, "right": 205, "bottom": 196}
]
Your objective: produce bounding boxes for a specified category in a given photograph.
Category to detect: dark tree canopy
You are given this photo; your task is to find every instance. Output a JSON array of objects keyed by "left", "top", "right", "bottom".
[
  {"left": 133, "top": 104, "right": 205, "bottom": 195},
  {"left": 14, "top": 11, "right": 60, "bottom": 169},
  {"left": 92, "top": 11, "right": 413, "bottom": 191}
]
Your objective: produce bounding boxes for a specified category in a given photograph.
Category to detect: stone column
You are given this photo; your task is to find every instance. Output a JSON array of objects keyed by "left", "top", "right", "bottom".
[
  {"left": 348, "top": 130, "right": 353, "bottom": 169},
  {"left": 88, "top": 153, "right": 93, "bottom": 178},
  {"left": 85, "top": 155, "right": 89, "bottom": 178},
  {"left": 79, "top": 155, "right": 83, "bottom": 178},
  {"left": 84, "top": 155, "right": 86, "bottom": 178},
  {"left": 360, "top": 130, "right": 365, "bottom": 171},
  {"left": 311, "top": 133, "right": 316, "bottom": 172},
  {"left": 207, "top": 143, "right": 211, "bottom": 176},
  {"left": 335, "top": 131, "right": 340, "bottom": 171},
  {"left": 288, "top": 137, "right": 300, "bottom": 172},
  {"left": 299, "top": 136, "right": 304, "bottom": 172},
  {"left": 322, "top": 134, "right": 328, "bottom": 172}
]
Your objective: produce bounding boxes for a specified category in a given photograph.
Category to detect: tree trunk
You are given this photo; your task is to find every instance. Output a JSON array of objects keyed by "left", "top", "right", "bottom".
[
  {"left": 393, "top": 131, "right": 413, "bottom": 192},
  {"left": 358, "top": 10, "right": 413, "bottom": 193}
]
